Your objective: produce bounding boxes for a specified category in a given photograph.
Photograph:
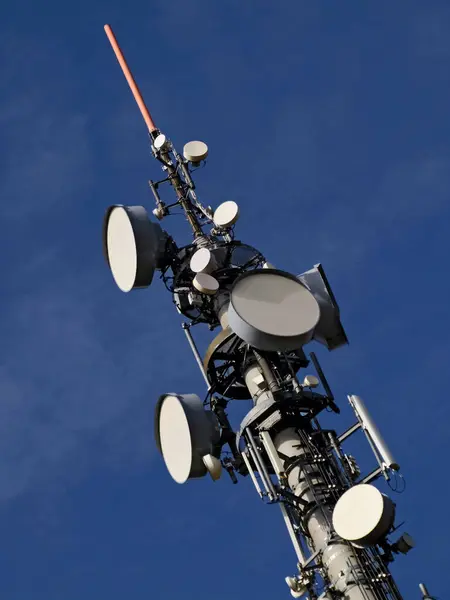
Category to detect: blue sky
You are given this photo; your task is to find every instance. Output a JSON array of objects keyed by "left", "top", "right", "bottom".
[{"left": 0, "top": 1, "right": 449, "bottom": 598}]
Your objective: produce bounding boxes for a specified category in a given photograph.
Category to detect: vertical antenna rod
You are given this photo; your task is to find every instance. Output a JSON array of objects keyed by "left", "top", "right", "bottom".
[
  {"left": 104, "top": 24, "right": 158, "bottom": 135},
  {"left": 103, "top": 24, "right": 204, "bottom": 238}
]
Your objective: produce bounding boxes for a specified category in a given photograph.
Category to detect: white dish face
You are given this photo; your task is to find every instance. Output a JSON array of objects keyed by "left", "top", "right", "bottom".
[
  {"left": 213, "top": 201, "right": 239, "bottom": 227},
  {"left": 190, "top": 248, "right": 213, "bottom": 273},
  {"left": 229, "top": 271, "right": 320, "bottom": 344},
  {"left": 159, "top": 395, "right": 193, "bottom": 484},
  {"left": 332, "top": 484, "right": 391, "bottom": 545},
  {"left": 193, "top": 272, "right": 219, "bottom": 295},
  {"left": 106, "top": 206, "right": 138, "bottom": 292},
  {"left": 183, "top": 140, "right": 209, "bottom": 162}
]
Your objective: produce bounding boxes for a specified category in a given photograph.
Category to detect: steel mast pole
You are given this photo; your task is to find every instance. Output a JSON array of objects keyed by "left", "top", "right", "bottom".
[{"left": 101, "top": 25, "right": 427, "bottom": 600}]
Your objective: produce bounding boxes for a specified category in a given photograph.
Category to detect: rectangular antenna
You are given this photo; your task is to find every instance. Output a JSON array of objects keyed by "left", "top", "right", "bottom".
[
  {"left": 348, "top": 395, "right": 399, "bottom": 471},
  {"left": 104, "top": 24, "right": 158, "bottom": 135}
]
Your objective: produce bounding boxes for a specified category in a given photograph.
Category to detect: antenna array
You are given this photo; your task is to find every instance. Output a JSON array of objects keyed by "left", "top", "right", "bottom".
[{"left": 101, "top": 25, "right": 434, "bottom": 600}]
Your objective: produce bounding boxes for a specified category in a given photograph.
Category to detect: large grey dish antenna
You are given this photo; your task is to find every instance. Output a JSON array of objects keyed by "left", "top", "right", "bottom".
[
  {"left": 227, "top": 269, "right": 320, "bottom": 352},
  {"left": 154, "top": 393, "right": 220, "bottom": 484},
  {"left": 102, "top": 205, "right": 166, "bottom": 292}
]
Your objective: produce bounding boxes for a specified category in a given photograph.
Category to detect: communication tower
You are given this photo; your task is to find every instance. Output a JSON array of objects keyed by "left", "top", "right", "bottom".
[{"left": 101, "top": 25, "right": 435, "bottom": 600}]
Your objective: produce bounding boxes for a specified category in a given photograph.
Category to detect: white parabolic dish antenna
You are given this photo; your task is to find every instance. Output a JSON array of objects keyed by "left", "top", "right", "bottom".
[
  {"left": 193, "top": 272, "right": 219, "bottom": 295},
  {"left": 190, "top": 247, "right": 215, "bottom": 274},
  {"left": 183, "top": 140, "right": 208, "bottom": 163},
  {"left": 213, "top": 201, "right": 240, "bottom": 228},
  {"left": 155, "top": 393, "right": 219, "bottom": 484},
  {"left": 332, "top": 484, "right": 396, "bottom": 548},
  {"left": 153, "top": 133, "right": 168, "bottom": 150},
  {"left": 103, "top": 205, "right": 165, "bottom": 293},
  {"left": 227, "top": 269, "right": 320, "bottom": 351}
]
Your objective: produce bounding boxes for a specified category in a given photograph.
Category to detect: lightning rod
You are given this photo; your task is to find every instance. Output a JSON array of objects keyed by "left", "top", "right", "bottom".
[{"left": 101, "top": 25, "right": 434, "bottom": 600}]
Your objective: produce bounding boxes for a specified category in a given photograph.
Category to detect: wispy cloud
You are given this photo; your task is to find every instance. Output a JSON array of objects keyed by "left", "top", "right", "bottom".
[
  {"left": 1, "top": 3, "right": 449, "bottom": 511},
  {"left": 311, "top": 154, "right": 450, "bottom": 274},
  {"left": 0, "top": 252, "right": 186, "bottom": 502},
  {"left": 411, "top": 5, "right": 450, "bottom": 59},
  {"left": 0, "top": 112, "right": 92, "bottom": 220},
  {"left": 0, "top": 33, "right": 93, "bottom": 222},
  {"left": 371, "top": 156, "right": 450, "bottom": 223},
  {"left": 0, "top": 31, "right": 179, "bottom": 503}
]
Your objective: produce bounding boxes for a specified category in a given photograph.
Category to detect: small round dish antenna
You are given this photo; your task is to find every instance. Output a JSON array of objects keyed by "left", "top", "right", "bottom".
[
  {"left": 153, "top": 133, "right": 168, "bottom": 151},
  {"left": 227, "top": 269, "right": 320, "bottom": 351},
  {"left": 302, "top": 375, "right": 320, "bottom": 389},
  {"left": 154, "top": 393, "right": 220, "bottom": 484},
  {"left": 332, "top": 484, "right": 395, "bottom": 548},
  {"left": 190, "top": 247, "right": 216, "bottom": 274},
  {"left": 213, "top": 201, "right": 240, "bottom": 228},
  {"left": 102, "top": 205, "right": 166, "bottom": 292},
  {"left": 183, "top": 140, "right": 208, "bottom": 163},
  {"left": 202, "top": 454, "right": 222, "bottom": 481},
  {"left": 193, "top": 273, "right": 219, "bottom": 295}
]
